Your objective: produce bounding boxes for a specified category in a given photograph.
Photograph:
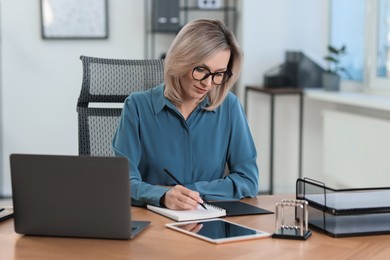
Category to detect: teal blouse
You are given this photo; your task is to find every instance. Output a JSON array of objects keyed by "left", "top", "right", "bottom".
[{"left": 112, "top": 84, "right": 259, "bottom": 206}]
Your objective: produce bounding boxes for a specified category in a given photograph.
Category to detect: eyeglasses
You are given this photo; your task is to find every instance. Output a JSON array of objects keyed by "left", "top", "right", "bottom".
[{"left": 192, "top": 66, "right": 232, "bottom": 85}]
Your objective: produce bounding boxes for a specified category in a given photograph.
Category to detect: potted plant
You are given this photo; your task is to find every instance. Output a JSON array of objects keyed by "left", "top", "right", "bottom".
[{"left": 322, "top": 45, "right": 349, "bottom": 91}]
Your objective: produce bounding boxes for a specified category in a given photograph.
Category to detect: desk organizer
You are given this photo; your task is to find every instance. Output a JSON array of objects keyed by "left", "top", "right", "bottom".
[{"left": 296, "top": 178, "right": 390, "bottom": 237}]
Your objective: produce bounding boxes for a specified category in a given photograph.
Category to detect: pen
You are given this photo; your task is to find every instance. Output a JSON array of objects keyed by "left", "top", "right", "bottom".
[
  {"left": 163, "top": 168, "right": 208, "bottom": 210},
  {"left": 0, "top": 208, "right": 4, "bottom": 213}
]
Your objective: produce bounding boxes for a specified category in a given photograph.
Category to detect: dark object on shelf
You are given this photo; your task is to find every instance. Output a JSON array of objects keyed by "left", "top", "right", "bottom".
[
  {"left": 197, "top": 0, "right": 222, "bottom": 9},
  {"left": 152, "top": 0, "right": 180, "bottom": 32},
  {"left": 264, "top": 51, "right": 325, "bottom": 88},
  {"left": 145, "top": 0, "right": 238, "bottom": 59},
  {"left": 296, "top": 178, "right": 390, "bottom": 237}
]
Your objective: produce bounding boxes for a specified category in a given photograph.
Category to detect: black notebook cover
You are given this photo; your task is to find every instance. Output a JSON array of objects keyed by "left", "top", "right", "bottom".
[{"left": 209, "top": 201, "right": 273, "bottom": 216}]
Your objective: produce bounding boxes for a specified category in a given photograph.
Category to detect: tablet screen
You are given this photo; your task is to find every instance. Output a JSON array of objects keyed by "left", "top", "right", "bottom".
[{"left": 166, "top": 219, "right": 270, "bottom": 244}]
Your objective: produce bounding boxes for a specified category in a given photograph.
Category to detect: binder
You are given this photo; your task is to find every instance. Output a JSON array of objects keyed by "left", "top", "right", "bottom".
[{"left": 209, "top": 201, "right": 273, "bottom": 216}]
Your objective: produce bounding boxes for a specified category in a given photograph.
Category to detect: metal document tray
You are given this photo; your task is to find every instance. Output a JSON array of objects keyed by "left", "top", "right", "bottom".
[{"left": 296, "top": 178, "right": 390, "bottom": 237}]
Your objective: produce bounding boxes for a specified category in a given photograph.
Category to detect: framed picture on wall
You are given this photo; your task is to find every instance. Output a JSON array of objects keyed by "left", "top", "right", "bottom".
[{"left": 40, "top": 0, "right": 108, "bottom": 39}]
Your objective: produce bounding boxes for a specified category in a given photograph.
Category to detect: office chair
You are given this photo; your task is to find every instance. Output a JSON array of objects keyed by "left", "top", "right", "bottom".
[{"left": 76, "top": 56, "right": 164, "bottom": 156}]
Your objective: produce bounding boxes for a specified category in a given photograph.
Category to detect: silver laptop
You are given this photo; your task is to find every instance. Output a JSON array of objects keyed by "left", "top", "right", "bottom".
[{"left": 10, "top": 154, "right": 149, "bottom": 240}]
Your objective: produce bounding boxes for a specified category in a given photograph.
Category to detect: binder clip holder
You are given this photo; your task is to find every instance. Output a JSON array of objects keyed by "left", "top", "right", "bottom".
[{"left": 272, "top": 199, "right": 312, "bottom": 240}]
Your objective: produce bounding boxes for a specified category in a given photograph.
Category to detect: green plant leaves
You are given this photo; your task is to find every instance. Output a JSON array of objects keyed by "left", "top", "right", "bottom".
[{"left": 324, "top": 44, "right": 348, "bottom": 75}]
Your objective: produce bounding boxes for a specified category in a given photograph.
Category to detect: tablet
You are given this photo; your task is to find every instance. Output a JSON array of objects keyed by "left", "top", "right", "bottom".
[{"left": 166, "top": 218, "right": 270, "bottom": 244}]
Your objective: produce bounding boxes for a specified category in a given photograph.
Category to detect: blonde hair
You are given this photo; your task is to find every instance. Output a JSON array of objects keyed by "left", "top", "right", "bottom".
[{"left": 164, "top": 19, "right": 243, "bottom": 110}]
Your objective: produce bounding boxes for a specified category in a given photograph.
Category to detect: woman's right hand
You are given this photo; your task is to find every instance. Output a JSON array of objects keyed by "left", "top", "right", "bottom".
[{"left": 163, "top": 185, "right": 204, "bottom": 210}]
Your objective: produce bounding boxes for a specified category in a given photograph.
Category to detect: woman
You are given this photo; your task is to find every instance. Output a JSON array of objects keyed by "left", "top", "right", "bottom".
[{"left": 112, "top": 19, "right": 259, "bottom": 210}]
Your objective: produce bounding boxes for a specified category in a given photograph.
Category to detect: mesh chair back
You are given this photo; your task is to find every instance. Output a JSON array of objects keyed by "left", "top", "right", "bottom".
[{"left": 77, "top": 56, "right": 164, "bottom": 156}]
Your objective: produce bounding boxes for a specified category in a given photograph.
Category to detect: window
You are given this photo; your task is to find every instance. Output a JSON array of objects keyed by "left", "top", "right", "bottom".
[
  {"left": 377, "top": 0, "right": 390, "bottom": 78},
  {"left": 369, "top": 0, "right": 390, "bottom": 91},
  {"left": 331, "top": 0, "right": 390, "bottom": 92},
  {"left": 330, "top": 0, "right": 365, "bottom": 82}
]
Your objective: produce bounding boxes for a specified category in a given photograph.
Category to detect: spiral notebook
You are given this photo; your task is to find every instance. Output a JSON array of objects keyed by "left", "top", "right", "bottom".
[
  {"left": 147, "top": 204, "right": 226, "bottom": 221},
  {"left": 147, "top": 201, "right": 273, "bottom": 221}
]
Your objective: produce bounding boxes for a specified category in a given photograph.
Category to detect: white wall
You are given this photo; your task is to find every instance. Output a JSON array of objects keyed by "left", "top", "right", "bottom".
[
  {"left": 0, "top": 0, "right": 330, "bottom": 196},
  {"left": 0, "top": 0, "right": 145, "bottom": 196},
  {"left": 240, "top": 0, "right": 329, "bottom": 193},
  {"left": 239, "top": 0, "right": 328, "bottom": 97}
]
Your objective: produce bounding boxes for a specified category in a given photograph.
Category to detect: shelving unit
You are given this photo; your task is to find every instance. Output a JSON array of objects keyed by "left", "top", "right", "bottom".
[{"left": 144, "top": 0, "right": 237, "bottom": 59}]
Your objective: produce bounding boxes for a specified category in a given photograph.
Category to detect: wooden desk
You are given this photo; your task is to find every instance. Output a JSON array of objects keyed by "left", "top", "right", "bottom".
[{"left": 1, "top": 195, "right": 390, "bottom": 259}]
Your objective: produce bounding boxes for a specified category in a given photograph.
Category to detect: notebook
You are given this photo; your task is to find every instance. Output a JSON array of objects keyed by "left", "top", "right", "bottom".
[
  {"left": 10, "top": 154, "right": 150, "bottom": 240},
  {"left": 147, "top": 204, "right": 226, "bottom": 221},
  {"left": 147, "top": 200, "right": 273, "bottom": 221}
]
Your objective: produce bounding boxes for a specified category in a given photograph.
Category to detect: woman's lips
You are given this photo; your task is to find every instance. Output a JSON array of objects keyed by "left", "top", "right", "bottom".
[{"left": 194, "top": 85, "right": 207, "bottom": 94}]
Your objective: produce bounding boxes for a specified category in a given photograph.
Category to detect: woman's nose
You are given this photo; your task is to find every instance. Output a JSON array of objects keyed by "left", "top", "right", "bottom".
[{"left": 201, "top": 75, "right": 213, "bottom": 86}]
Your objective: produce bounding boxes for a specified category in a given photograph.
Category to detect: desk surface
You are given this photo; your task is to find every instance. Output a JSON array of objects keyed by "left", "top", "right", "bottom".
[{"left": 1, "top": 195, "right": 389, "bottom": 259}]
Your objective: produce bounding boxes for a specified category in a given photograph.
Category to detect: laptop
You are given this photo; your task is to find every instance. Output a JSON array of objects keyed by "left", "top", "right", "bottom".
[{"left": 10, "top": 154, "right": 150, "bottom": 240}]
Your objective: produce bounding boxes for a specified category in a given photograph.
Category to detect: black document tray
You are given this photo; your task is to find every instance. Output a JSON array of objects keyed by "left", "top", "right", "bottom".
[{"left": 296, "top": 178, "right": 390, "bottom": 237}]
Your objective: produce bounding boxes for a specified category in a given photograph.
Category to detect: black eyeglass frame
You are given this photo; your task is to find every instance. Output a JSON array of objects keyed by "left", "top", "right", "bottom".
[{"left": 191, "top": 66, "right": 233, "bottom": 85}]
